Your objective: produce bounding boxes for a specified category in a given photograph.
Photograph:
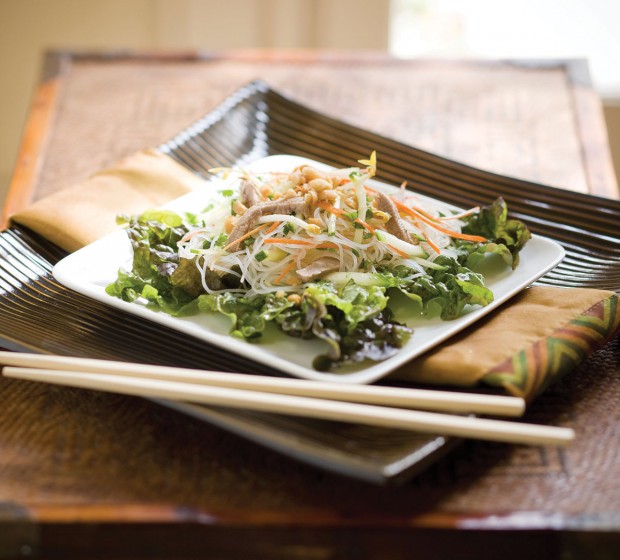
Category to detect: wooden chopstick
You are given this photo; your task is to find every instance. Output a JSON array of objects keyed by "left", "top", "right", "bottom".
[
  {"left": 0, "top": 351, "right": 524, "bottom": 416},
  {"left": 2, "top": 366, "right": 574, "bottom": 447}
]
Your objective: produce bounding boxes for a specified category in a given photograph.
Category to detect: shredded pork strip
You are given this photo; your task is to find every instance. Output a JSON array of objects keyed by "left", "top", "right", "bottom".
[
  {"left": 296, "top": 256, "right": 341, "bottom": 282},
  {"left": 374, "top": 191, "right": 414, "bottom": 243},
  {"left": 227, "top": 197, "right": 309, "bottom": 251}
]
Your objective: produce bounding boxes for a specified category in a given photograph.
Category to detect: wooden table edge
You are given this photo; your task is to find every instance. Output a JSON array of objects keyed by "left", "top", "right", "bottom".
[
  {"left": 1, "top": 52, "right": 68, "bottom": 228},
  {"left": 564, "top": 58, "right": 619, "bottom": 197},
  {"left": 19, "top": 502, "right": 620, "bottom": 528},
  {"left": 2, "top": 501, "right": 618, "bottom": 558}
]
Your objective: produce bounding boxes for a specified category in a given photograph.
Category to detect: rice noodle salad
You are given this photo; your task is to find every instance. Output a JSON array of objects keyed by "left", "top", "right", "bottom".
[{"left": 107, "top": 153, "right": 531, "bottom": 370}]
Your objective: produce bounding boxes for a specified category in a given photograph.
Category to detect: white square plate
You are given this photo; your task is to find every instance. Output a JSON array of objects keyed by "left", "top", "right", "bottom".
[{"left": 53, "top": 155, "right": 565, "bottom": 385}]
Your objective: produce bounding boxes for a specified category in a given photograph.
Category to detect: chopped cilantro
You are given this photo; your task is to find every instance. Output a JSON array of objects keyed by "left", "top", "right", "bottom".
[{"left": 214, "top": 233, "right": 229, "bottom": 247}]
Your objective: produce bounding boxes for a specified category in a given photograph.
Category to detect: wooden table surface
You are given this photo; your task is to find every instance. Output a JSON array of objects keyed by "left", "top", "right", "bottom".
[{"left": 0, "top": 51, "right": 619, "bottom": 560}]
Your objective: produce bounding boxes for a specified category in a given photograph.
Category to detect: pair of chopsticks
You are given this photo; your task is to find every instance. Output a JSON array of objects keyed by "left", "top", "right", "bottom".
[{"left": 0, "top": 352, "right": 574, "bottom": 446}]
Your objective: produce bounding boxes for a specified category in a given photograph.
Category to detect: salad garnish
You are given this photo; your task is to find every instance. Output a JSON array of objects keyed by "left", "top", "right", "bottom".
[{"left": 107, "top": 154, "right": 531, "bottom": 370}]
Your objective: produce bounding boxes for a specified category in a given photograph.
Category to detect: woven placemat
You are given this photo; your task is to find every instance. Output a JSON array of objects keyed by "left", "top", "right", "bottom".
[{"left": 38, "top": 59, "right": 588, "bottom": 200}]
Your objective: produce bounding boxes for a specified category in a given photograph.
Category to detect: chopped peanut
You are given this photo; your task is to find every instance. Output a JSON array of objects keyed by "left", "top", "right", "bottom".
[
  {"left": 232, "top": 200, "right": 248, "bottom": 215},
  {"left": 224, "top": 215, "right": 236, "bottom": 234},
  {"left": 318, "top": 189, "right": 338, "bottom": 202},
  {"left": 290, "top": 170, "right": 305, "bottom": 185},
  {"left": 302, "top": 166, "right": 328, "bottom": 182},
  {"left": 345, "top": 195, "right": 357, "bottom": 207},
  {"left": 307, "top": 178, "right": 332, "bottom": 192},
  {"left": 281, "top": 188, "right": 298, "bottom": 200},
  {"left": 304, "top": 191, "right": 318, "bottom": 206}
]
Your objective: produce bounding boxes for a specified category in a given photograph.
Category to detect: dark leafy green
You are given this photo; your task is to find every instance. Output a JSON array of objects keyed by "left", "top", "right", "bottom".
[
  {"left": 105, "top": 210, "right": 194, "bottom": 314},
  {"left": 310, "top": 306, "right": 412, "bottom": 371},
  {"left": 192, "top": 283, "right": 413, "bottom": 370}
]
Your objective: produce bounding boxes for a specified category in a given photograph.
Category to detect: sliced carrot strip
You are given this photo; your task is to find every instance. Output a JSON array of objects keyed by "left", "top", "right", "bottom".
[
  {"left": 412, "top": 205, "right": 439, "bottom": 222},
  {"left": 274, "top": 261, "right": 297, "bottom": 285},
  {"left": 180, "top": 229, "right": 207, "bottom": 243},
  {"left": 392, "top": 198, "right": 487, "bottom": 243},
  {"left": 386, "top": 244, "right": 410, "bottom": 259},
  {"left": 318, "top": 200, "right": 374, "bottom": 234},
  {"left": 264, "top": 239, "right": 344, "bottom": 250},
  {"left": 263, "top": 238, "right": 316, "bottom": 246},
  {"left": 390, "top": 196, "right": 437, "bottom": 222},
  {"left": 223, "top": 223, "right": 269, "bottom": 251},
  {"left": 428, "top": 221, "right": 486, "bottom": 243},
  {"left": 354, "top": 218, "right": 375, "bottom": 233},
  {"left": 401, "top": 198, "right": 482, "bottom": 226},
  {"left": 424, "top": 236, "right": 441, "bottom": 254},
  {"left": 317, "top": 200, "right": 346, "bottom": 217},
  {"left": 265, "top": 221, "right": 282, "bottom": 234},
  {"left": 402, "top": 196, "right": 479, "bottom": 224}
]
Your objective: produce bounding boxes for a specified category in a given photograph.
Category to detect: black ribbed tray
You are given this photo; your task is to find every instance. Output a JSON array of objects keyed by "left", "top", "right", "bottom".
[{"left": 1, "top": 81, "right": 618, "bottom": 484}]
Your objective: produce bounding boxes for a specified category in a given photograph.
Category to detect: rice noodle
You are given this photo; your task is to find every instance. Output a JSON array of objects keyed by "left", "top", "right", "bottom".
[{"left": 178, "top": 161, "right": 480, "bottom": 294}]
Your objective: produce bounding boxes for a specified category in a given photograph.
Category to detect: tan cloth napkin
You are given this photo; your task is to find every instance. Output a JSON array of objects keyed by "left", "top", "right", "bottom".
[
  {"left": 10, "top": 150, "right": 620, "bottom": 400},
  {"left": 12, "top": 149, "right": 206, "bottom": 253}
]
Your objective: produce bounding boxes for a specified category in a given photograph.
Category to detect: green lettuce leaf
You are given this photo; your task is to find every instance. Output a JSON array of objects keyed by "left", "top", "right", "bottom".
[
  {"left": 303, "top": 282, "right": 390, "bottom": 333},
  {"left": 106, "top": 210, "right": 194, "bottom": 312},
  {"left": 196, "top": 292, "right": 267, "bottom": 340},
  {"left": 461, "top": 197, "right": 531, "bottom": 268},
  {"left": 395, "top": 255, "right": 494, "bottom": 320}
]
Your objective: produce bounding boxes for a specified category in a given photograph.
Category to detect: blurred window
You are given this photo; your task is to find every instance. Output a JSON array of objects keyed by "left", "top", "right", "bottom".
[{"left": 389, "top": 0, "right": 620, "bottom": 99}]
